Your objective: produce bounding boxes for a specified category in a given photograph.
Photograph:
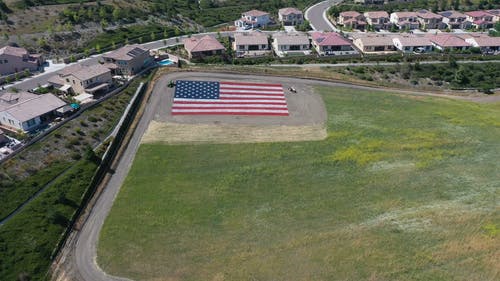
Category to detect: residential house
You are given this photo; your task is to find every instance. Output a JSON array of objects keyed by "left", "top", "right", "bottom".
[
  {"left": 0, "top": 46, "right": 45, "bottom": 76},
  {"left": 390, "top": 12, "right": 420, "bottom": 30},
  {"left": 235, "top": 10, "right": 271, "bottom": 29},
  {"left": 364, "top": 11, "right": 390, "bottom": 30},
  {"left": 439, "top": 10, "right": 471, "bottom": 29},
  {"left": 311, "top": 32, "right": 358, "bottom": 55},
  {"left": 416, "top": 10, "right": 444, "bottom": 29},
  {"left": 393, "top": 36, "right": 433, "bottom": 52},
  {"left": 278, "top": 7, "right": 304, "bottom": 26},
  {"left": 338, "top": 11, "right": 367, "bottom": 30},
  {"left": 48, "top": 63, "right": 113, "bottom": 96},
  {"left": 465, "top": 11, "right": 494, "bottom": 29},
  {"left": 465, "top": 36, "right": 500, "bottom": 53},
  {"left": 486, "top": 9, "right": 500, "bottom": 23},
  {"left": 102, "top": 44, "right": 153, "bottom": 76},
  {"left": 352, "top": 35, "right": 396, "bottom": 53},
  {"left": 427, "top": 34, "right": 471, "bottom": 51},
  {"left": 272, "top": 32, "right": 310, "bottom": 57},
  {"left": 233, "top": 32, "right": 270, "bottom": 57},
  {"left": 0, "top": 91, "right": 66, "bottom": 132},
  {"left": 183, "top": 35, "right": 226, "bottom": 59}
]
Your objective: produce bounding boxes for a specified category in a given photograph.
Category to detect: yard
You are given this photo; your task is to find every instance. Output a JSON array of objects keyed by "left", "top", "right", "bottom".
[{"left": 98, "top": 86, "right": 499, "bottom": 281}]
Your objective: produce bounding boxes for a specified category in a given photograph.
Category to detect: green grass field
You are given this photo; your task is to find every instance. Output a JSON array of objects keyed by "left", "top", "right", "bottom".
[{"left": 98, "top": 87, "right": 500, "bottom": 281}]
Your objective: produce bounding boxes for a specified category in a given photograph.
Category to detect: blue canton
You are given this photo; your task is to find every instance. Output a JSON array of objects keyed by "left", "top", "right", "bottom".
[{"left": 174, "top": 80, "right": 220, "bottom": 99}]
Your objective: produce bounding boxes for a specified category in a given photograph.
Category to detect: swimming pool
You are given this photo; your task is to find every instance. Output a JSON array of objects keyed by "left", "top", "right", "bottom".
[{"left": 158, "top": 59, "right": 174, "bottom": 66}]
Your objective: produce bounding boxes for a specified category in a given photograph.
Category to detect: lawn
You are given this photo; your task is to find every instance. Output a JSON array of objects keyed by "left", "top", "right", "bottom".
[{"left": 98, "top": 87, "right": 500, "bottom": 281}]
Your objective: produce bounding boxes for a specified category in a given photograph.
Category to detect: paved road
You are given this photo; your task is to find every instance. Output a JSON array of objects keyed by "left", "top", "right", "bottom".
[
  {"left": 305, "top": 0, "right": 342, "bottom": 31},
  {"left": 65, "top": 71, "right": 499, "bottom": 281}
]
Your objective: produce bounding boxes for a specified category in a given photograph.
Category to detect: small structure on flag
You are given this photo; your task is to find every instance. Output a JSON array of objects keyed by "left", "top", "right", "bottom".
[{"left": 171, "top": 80, "right": 289, "bottom": 116}]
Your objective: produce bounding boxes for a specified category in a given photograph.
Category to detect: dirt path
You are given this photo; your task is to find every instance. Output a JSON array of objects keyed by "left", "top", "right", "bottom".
[{"left": 142, "top": 121, "right": 327, "bottom": 144}]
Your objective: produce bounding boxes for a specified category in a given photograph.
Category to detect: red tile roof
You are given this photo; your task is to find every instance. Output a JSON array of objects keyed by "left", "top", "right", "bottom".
[
  {"left": 183, "top": 36, "right": 226, "bottom": 53},
  {"left": 279, "top": 7, "right": 302, "bottom": 16},
  {"left": 427, "top": 34, "right": 470, "bottom": 47},
  {"left": 243, "top": 10, "right": 269, "bottom": 17},
  {"left": 465, "top": 11, "right": 493, "bottom": 17},
  {"left": 364, "top": 11, "right": 389, "bottom": 18},
  {"left": 340, "top": 11, "right": 362, "bottom": 18},
  {"left": 311, "top": 32, "right": 352, "bottom": 46},
  {"left": 416, "top": 10, "right": 443, "bottom": 19}
]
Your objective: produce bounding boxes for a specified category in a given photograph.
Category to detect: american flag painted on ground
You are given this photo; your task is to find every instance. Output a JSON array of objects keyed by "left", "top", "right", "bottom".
[{"left": 171, "top": 80, "right": 289, "bottom": 116}]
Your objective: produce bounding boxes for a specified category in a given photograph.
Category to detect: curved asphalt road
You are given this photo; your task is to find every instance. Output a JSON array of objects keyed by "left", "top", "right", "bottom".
[
  {"left": 305, "top": 0, "right": 342, "bottom": 31},
  {"left": 67, "top": 71, "right": 499, "bottom": 281}
]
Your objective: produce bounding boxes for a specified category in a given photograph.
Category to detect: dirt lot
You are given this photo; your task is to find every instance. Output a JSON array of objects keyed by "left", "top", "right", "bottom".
[{"left": 141, "top": 73, "right": 328, "bottom": 144}]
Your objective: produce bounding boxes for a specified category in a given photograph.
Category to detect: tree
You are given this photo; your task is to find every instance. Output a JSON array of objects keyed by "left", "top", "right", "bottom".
[
  {"left": 99, "top": 7, "right": 106, "bottom": 19},
  {"left": 47, "top": 210, "right": 68, "bottom": 226},
  {"left": 448, "top": 56, "right": 458, "bottom": 68},
  {"left": 100, "top": 19, "right": 108, "bottom": 29},
  {"left": 84, "top": 145, "right": 100, "bottom": 163},
  {"left": 112, "top": 7, "right": 121, "bottom": 22},
  {"left": 95, "top": 43, "right": 101, "bottom": 53},
  {"left": 150, "top": 31, "right": 156, "bottom": 41},
  {"left": 454, "top": 66, "right": 469, "bottom": 85}
]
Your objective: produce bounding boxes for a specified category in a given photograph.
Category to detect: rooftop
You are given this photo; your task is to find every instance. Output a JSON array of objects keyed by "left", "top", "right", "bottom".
[
  {"left": 311, "top": 32, "right": 352, "bottom": 46},
  {"left": 487, "top": 9, "right": 500, "bottom": 16},
  {"left": 355, "top": 35, "right": 395, "bottom": 46},
  {"left": 103, "top": 44, "right": 149, "bottom": 61},
  {"left": 273, "top": 32, "right": 310, "bottom": 45},
  {"left": 465, "top": 11, "right": 493, "bottom": 17},
  {"left": 392, "top": 12, "right": 418, "bottom": 18},
  {"left": 183, "top": 35, "right": 226, "bottom": 53},
  {"left": 0, "top": 46, "right": 29, "bottom": 57},
  {"left": 439, "top": 10, "right": 467, "bottom": 18},
  {"left": 340, "top": 11, "right": 362, "bottom": 18},
  {"left": 416, "top": 10, "right": 443, "bottom": 19},
  {"left": 71, "top": 64, "right": 111, "bottom": 81},
  {"left": 427, "top": 34, "right": 470, "bottom": 47},
  {"left": 467, "top": 36, "right": 500, "bottom": 47},
  {"left": 394, "top": 36, "right": 433, "bottom": 47},
  {"left": 243, "top": 10, "right": 269, "bottom": 17},
  {"left": 0, "top": 92, "right": 66, "bottom": 122},
  {"left": 279, "top": 7, "right": 302, "bottom": 16},
  {"left": 364, "top": 11, "right": 389, "bottom": 18},
  {"left": 234, "top": 32, "right": 269, "bottom": 45}
]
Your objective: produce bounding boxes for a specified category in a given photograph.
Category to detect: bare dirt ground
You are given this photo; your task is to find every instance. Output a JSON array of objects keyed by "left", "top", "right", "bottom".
[{"left": 141, "top": 73, "right": 328, "bottom": 144}]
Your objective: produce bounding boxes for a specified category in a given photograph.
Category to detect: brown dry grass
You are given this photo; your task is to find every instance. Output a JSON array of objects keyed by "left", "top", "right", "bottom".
[{"left": 141, "top": 121, "right": 327, "bottom": 145}]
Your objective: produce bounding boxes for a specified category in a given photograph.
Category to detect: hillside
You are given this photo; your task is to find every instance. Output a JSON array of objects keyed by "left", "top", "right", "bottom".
[{"left": 0, "top": 0, "right": 319, "bottom": 56}]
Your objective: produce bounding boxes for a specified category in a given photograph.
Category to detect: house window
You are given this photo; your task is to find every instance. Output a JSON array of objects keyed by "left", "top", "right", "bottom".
[
  {"left": 27, "top": 119, "right": 36, "bottom": 127},
  {"left": 66, "top": 78, "right": 69, "bottom": 82},
  {"left": 72, "top": 80, "right": 75, "bottom": 84}
]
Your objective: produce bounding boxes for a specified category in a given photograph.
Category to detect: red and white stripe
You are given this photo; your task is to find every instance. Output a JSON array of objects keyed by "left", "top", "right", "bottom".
[{"left": 172, "top": 81, "right": 289, "bottom": 116}]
